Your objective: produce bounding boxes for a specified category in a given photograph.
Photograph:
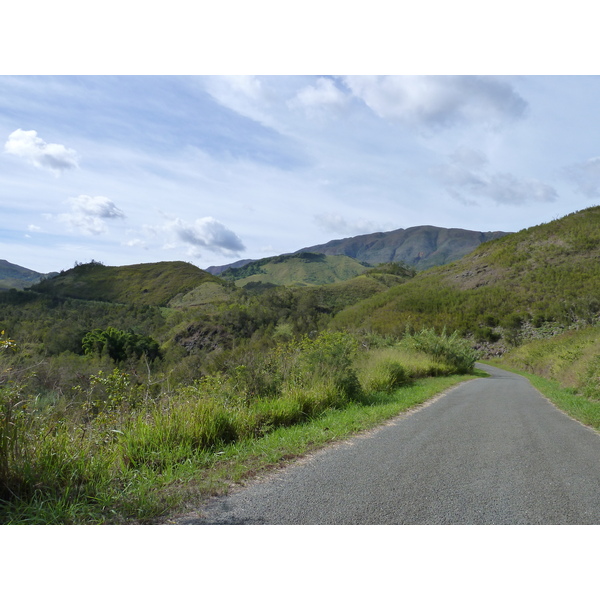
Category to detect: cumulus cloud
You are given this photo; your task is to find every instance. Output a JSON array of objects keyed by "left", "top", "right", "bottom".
[
  {"left": 4, "top": 129, "right": 79, "bottom": 175},
  {"left": 314, "top": 213, "right": 387, "bottom": 236},
  {"left": 564, "top": 157, "right": 600, "bottom": 198},
  {"left": 58, "top": 195, "right": 125, "bottom": 235},
  {"left": 169, "top": 216, "right": 246, "bottom": 257},
  {"left": 342, "top": 76, "right": 528, "bottom": 130},
  {"left": 432, "top": 147, "right": 558, "bottom": 205}
]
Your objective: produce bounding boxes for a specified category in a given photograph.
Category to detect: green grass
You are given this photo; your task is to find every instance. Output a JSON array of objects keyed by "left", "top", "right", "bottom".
[
  {"left": 0, "top": 373, "right": 475, "bottom": 524},
  {"left": 145, "top": 373, "right": 477, "bottom": 523}
]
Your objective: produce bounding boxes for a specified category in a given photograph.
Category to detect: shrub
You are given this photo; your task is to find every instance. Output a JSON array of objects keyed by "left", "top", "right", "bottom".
[
  {"left": 82, "top": 327, "right": 161, "bottom": 364},
  {"left": 402, "top": 328, "right": 478, "bottom": 374}
]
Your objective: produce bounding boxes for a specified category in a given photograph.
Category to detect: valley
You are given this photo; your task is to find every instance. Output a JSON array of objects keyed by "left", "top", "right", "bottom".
[{"left": 2, "top": 207, "right": 600, "bottom": 524}]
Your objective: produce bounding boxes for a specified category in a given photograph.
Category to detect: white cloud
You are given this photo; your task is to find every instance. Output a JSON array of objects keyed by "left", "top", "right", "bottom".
[
  {"left": 564, "top": 157, "right": 600, "bottom": 198},
  {"left": 432, "top": 148, "right": 558, "bottom": 205},
  {"left": 289, "top": 77, "right": 348, "bottom": 114},
  {"left": 58, "top": 195, "right": 125, "bottom": 235},
  {"left": 202, "top": 76, "right": 277, "bottom": 129},
  {"left": 4, "top": 128, "right": 79, "bottom": 175},
  {"left": 342, "top": 76, "right": 527, "bottom": 130},
  {"left": 314, "top": 213, "right": 387, "bottom": 236},
  {"left": 123, "top": 238, "right": 147, "bottom": 249},
  {"left": 169, "top": 216, "right": 246, "bottom": 257}
]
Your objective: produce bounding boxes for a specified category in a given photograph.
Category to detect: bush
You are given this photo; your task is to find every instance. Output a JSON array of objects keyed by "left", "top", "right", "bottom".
[
  {"left": 82, "top": 327, "right": 161, "bottom": 364},
  {"left": 402, "top": 328, "right": 478, "bottom": 374}
]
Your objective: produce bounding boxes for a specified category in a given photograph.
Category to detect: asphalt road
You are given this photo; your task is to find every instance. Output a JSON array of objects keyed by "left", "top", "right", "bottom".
[{"left": 175, "top": 363, "right": 600, "bottom": 524}]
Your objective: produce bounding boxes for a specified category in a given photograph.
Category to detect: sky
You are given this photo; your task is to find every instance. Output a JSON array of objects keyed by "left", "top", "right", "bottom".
[
  {"left": 4, "top": 74, "right": 600, "bottom": 275},
  {"left": 2, "top": 3, "right": 600, "bottom": 280}
]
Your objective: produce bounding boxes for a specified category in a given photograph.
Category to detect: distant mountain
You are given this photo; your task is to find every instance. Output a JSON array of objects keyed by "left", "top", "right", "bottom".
[
  {"left": 221, "top": 252, "right": 371, "bottom": 287},
  {"left": 30, "top": 260, "right": 225, "bottom": 306},
  {"left": 298, "top": 225, "right": 510, "bottom": 270},
  {"left": 0, "top": 259, "right": 55, "bottom": 290},
  {"left": 206, "top": 259, "right": 254, "bottom": 276},
  {"left": 207, "top": 225, "right": 511, "bottom": 276},
  {"left": 329, "top": 206, "right": 600, "bottom": 337}
]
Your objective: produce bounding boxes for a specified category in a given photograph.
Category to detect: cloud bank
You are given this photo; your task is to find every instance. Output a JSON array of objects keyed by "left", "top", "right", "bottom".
[
  {"left": 342, "top": 76, "right": 528, "bottom": 129},
  {"left": 433, "top": 147, "right": 558, "bottom": 205},
  {"left": 4, "top": 129, "right": 79, "bottom": 175},
  {"left": 314, "top": 213, "right": 388, "bottom": 236},
  {"left": 289, "top": 77, "right": 348, "bottom": 115}
]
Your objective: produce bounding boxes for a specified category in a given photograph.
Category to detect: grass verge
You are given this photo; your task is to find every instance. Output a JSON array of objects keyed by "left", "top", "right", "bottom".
[
  {"left": 485, "top": 361, "right": 600, "bottom": 432},
  {"left": 154, "top": 373, "right": 475, "bottom": 524},
  {"left": 1, "top": 373, "right": 475, "bottom": 524}
]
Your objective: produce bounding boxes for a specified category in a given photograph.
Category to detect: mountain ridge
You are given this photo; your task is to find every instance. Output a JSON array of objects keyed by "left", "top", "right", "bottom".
[
  {"left": 329, "top": 206, "right": 600, "bottom": 338},
  {"left": 0, "top": 259, "right": 56, "bottom": 291},
  {"left": 206, "top": 224, "right": 510, "bottom": 276}
]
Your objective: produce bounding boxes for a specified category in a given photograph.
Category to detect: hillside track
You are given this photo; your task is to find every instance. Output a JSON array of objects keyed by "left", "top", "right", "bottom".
[{"left": 173, "top": 364, "right": 600, "bottom": 524}]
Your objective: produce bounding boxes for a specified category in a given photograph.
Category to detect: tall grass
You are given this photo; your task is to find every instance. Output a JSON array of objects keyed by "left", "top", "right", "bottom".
[
  {"left": 496, "top": 324, "right": 600, "bottom": 396},
  {"left": 1, "top": 329, "right": 478, "bottom": 523}
]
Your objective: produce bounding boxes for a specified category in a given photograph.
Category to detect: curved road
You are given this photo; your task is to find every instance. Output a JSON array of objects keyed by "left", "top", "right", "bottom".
[{"left": 175, "top": 364, "right": 600, "bottom": 524}]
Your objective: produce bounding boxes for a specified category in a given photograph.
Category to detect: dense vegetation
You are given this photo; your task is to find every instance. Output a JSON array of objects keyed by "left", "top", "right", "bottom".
[
  {"left": 330, "top": 206, "right": 600, "bottom": 342},
  {"left": 31, "top": 260, "right": 221, "bottom": 306},
  {"left": 3, "top": 205, "right": 600, "bottom": 523},
  {"left": 221, "top": 252, "right": 371, "bottom": 287}
]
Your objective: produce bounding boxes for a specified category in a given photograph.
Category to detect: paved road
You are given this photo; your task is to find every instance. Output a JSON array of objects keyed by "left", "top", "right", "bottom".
[{"left": 175, "top": 364, "right": 600, "bottom": 524}]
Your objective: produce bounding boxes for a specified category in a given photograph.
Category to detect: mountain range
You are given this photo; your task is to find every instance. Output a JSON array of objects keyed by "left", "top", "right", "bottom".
[
  {"left": 2, "top": 224, "right": 510, "bottom": 291},
  {"left": 3, "top": 206, "right": 600, "bottom": 354},
  {"left": 206, "top": 225, "right": 510, "bottom": 278}
]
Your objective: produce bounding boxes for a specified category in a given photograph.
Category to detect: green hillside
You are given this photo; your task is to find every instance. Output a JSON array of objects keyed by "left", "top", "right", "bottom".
[
  {"left": 329, "top": 206, "right": 600, "bottom": 339},
  {"left": 222, "top": 252, "right": 370, "bottom": 287},
  {"left": 30, "top": 260, "right": 225, "bottom": 306},
  {"left": 0, "top": 259, "right": 51, "bottom": 290}
]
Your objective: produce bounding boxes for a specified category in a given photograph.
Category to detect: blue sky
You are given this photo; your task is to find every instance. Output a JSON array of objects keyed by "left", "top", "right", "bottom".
[
  {"left": 2, "top": 74, "right": 600, "bottom": 274},
  {"left": 2, "top": 1, "right": 599, "bottom": 275}
]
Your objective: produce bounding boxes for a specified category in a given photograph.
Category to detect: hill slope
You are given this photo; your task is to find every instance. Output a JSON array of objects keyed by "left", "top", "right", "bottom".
[
  {"left": 0, "top": 260, "right": 53, "bottom": 290},
  {"left": 295, "top": 225, "right": 509, "bottom": 269},
  {"left": 221, "top": 252, "right": 370, "bottom": 287},
  {"left": 329, "top": 206, "right": 600, "bottom": 337},
  {"left": 30, "top": 260, "right": 225, "bottom": 306}
]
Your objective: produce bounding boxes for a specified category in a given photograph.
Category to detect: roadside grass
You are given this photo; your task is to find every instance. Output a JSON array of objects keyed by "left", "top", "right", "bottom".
[
  {"left": 149, "top": 372, "right": 477, "bottom": 523},
  {"left": 1, "top": 329, "right": 480, "bottom": 524},
  {"left": 0, "top": 373, "right": 475, "bottom": 524},
  {"left": 484, "top": 361, "right": 600, "bottom": 432}
]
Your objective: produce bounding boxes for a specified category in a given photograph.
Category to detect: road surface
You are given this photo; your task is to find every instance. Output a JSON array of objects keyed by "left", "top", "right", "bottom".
[{"left": 174, "top": 364, "right": 600, "bottom": 524}]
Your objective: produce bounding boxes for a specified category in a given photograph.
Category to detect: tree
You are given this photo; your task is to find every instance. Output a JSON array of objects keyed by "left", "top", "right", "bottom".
[{"left": 82, "top": 327, "right": 161, "bottom": 363}]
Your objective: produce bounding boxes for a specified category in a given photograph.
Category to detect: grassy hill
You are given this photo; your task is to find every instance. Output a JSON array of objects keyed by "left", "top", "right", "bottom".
[
  {"left": 221, "top": 252, "right": 371, "bottom": 287},
  {"left": 329, "top": 206, "right": 600, "bottom": 339},
  {"left": 30, "top": 260, "right": 225, "bottom": 306},
  {"left": 0, "top": 259, "right": 53, "bottom": 290}
]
